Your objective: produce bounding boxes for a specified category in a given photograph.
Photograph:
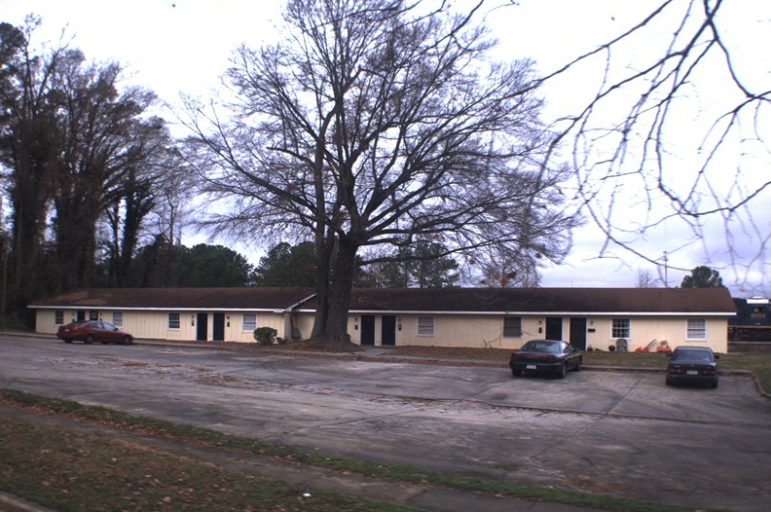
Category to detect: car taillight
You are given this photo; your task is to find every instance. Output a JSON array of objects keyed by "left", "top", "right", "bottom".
[
  {"left": 668, "top": 366, "right": 682, "bottom": 374},
  {"left": 703, "top": 368, "right": 717, "bottom": 376}
]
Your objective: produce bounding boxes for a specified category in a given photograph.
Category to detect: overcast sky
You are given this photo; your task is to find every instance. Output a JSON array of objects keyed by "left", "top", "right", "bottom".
[{"left": 3, "top": 0, "right": 769, "bottom": 297}]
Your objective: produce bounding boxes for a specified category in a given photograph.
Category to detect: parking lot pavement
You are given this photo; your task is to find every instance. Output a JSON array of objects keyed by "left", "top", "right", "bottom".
[
  {"left": 474, "top": 370, "right": 769, "bottom": 424},
  {"left": 2, "top": 335, "right": 770, "bottom": 512}
]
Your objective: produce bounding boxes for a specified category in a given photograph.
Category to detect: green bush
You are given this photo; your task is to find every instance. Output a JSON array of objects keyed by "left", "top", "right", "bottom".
[{"left": 253, "top": 327, "right": 278, "bottom": 346}]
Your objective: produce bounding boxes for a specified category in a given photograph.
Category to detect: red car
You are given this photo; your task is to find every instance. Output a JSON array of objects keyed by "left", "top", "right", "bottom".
[{"left": 57, "top": 320, "right": 134, "bottom": 345}]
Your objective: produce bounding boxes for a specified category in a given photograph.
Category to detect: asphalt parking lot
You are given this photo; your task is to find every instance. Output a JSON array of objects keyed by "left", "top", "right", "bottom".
[{"left": 1, "top": 335, "right": 769, "bottom": 512}]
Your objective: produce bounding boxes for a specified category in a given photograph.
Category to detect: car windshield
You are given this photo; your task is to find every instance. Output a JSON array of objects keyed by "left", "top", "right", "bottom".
[
  {"left": 521, "top": 341, "right": 560, "bottom": 354},
  {"left": 673, "top": 349, "right": 712, "bottom": 362}
]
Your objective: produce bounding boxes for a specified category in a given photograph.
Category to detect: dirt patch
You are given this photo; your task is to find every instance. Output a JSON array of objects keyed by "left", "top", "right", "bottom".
[
  {"left": 390, "top": 345, "right": 511, "bottom": 362},
  {"left": 272, "top": 338, "right": 365, "bottom": 353},
  {"left": 566, "top": 475, "right": 638, "bottom": 495}
]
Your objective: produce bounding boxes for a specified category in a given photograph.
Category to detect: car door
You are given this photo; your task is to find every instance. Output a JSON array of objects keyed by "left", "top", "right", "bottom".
[
  {"left": 101, "top": 322, "right": 120, "bottom": 342},
  {"left": 562, "top": 342, "right": 578, "bottom": 368},
  {"left": 86, "top": 321, "right": 103, "bottom": 342}
]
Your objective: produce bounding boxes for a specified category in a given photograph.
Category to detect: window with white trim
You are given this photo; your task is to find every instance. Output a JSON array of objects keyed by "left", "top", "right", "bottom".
[
  {"left": 168, "top": 312, "right": 181, "bottom": 330},
  {"left": 686, "top": 318, "right": 707, "bottom": 340},
  {"left": 243, "top": 313, "right": 257, "bottom": 332},
  {"left": 417, "top": 316, "right": 435, "bottom": 337},
  {"left": 503, "top": 316, "right": 522, "bottom": 338},
  {"left": 112, "top": 311, "right": 123, "bottom": 327},
  {"left": 54, "top": 311, "right": 64, "bottom": 325},
  {"left": 612, "top": 318, "right": 630, "bottom": 339}
]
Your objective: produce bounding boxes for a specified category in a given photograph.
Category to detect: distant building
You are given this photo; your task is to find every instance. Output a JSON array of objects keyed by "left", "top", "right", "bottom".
[{"left": 30, "top": 287, "right": 736, "bottom": 352}]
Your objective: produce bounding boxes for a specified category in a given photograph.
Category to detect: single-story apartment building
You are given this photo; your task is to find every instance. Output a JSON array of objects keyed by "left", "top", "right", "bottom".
[{"left": 29, "top": 286, "right": 736, "bottom": 352}]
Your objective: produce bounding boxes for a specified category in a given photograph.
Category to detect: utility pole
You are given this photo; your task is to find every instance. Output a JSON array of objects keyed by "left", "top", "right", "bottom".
[{"left": 662, "top": 251, "right": 669, "bottom": 288}]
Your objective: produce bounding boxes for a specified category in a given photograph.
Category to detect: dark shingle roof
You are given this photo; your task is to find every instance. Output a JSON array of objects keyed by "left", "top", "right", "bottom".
[
  {"left": 29, "top": 286, "right": 736, "bottom": 315},
  {"left": 326, "top": 287, "right": 736, "bottom": 315},
  {"left": 29, "top": 287, "right": 316, "bottom": 311}
]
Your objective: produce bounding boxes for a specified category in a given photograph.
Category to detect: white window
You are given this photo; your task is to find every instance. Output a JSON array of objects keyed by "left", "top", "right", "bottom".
[
  {"left": 168, "top": 313, "right": 180, "bottom": 330},
  {"left": 54, "top": 311, "right": 64, "bottom": 325},
  {"left": 112, "top": 311, "right": 123, "bottom": 327},
  {"left": 687, "top": 318, "right": 707, "bottom": 340},
  {"left": 243, "top": 313, "right": 257, "bottom": 332},
  {"left": 612, "top": 318, "right": 630, "bottom": 339},
  {"left": 418, "top": 316, "right": 435, "bottom": 337}
]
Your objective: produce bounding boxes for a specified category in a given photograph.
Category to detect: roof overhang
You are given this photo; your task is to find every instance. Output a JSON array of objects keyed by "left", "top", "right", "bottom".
[
  {"left": 30, "top": 305, "right": 293, "bottom": 313},
  {"left": 294, "top": 309, "right": 735, "bottom": 317}
]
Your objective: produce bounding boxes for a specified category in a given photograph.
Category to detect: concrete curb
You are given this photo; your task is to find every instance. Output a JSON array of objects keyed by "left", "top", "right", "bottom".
[{"left": 0, "top": 491, "right": 57, "bottom": 512}]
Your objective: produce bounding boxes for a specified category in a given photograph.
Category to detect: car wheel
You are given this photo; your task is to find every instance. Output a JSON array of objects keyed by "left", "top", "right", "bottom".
[
  {"left": 63, "top": 338, "right": 72, "bottom": 344},
  {"left": 122, "top": 335, "right": 133, "bottom": 345},
  {"left": 557, "top": 363, "right": 567, "bottom": 379},
  {"left": 665, "top": 376, "right": 673, "bottom": 386},
  {"left": 85, "top": 334, "right": 95, "bottom": 345},
  {"left": 511, "top": 369, "right": 522, "bottom": 377},
  {"left": 711, "top": 379, "right": 719, "bottom": 389},
  {"left": 574, "top": 358, "right": 583, "bottom": 372}
]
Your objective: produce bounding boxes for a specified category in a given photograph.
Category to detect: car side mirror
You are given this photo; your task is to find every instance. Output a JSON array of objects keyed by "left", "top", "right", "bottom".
[{"left": 113, "top": 327, "right": 119, "bottom": 331}]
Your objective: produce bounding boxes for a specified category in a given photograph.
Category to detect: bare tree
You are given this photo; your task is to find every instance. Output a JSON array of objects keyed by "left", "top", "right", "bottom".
[
  {"left": 51, "top": 51, "right": 159, "bottom": 290},
  {"left": 184, "top": 0, "right": 577, "bottom": 344},
  {"left": 146, "top": 147, "right": 194, "bottom": 249},
  {"left": 533, "top": 0, "right": 770, "bottom": 290},
  {"left": 635, "top": 269, "right": 658, "bottom": 288},
  {"left": 0, "top": 18, "right": 64, "bottom": 308},
  {"left": 103, "top": 117, "right": 176, "bottom": 286}
]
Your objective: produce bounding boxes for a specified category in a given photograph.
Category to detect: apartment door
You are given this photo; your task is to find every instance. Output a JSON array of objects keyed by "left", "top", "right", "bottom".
[
  {"left": 361, "top": 315, "right": 375, "bottom": 345},
  {"left": 545, "top": 317, "right": 563, "bottom": 340},
  {"left": 569, "top": 317, "right": 587, "bottom": 350},
  {"left": 213, "top": 313, "right": 225, "bottom": 341},
  {"left": 382, "top": 315, "right": 396, "bottom": 346}
]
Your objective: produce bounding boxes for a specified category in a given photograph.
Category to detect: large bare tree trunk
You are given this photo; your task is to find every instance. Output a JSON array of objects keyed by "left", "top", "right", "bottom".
[
  {"left": 310, "top": 230, "right": 333, "bottom": 339},
  {"left": 322, "top": 238, "right": 359, "bottom": 345}
]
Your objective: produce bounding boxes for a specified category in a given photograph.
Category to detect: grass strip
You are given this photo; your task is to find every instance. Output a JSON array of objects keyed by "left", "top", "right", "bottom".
[
  {"left": 0, "top": 415, "right": 421, "bottom": 512},
  {"left": 0, "top": 389, "right": 733, "bottom": 512}
]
